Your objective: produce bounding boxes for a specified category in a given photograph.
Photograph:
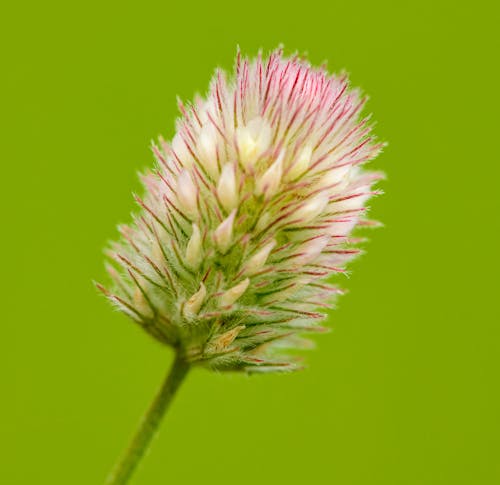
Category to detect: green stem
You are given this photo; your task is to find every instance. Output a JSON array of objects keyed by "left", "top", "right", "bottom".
[{"left": 106, "top": 354, "right": 190, "bottom": 485}]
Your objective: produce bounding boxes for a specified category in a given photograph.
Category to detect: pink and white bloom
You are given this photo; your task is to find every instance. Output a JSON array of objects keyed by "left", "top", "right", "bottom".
[{"left": 99, "top": 48, "right": 384, "bottom": 373}]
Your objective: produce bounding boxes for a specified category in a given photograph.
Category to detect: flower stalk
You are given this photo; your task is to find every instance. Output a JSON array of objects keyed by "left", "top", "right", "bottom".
[{"left": 105, "top": 354, "right": 190, "bottom": 485}]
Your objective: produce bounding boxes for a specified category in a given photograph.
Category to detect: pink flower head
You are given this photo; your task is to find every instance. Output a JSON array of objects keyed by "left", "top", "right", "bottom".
[{"left": 99, "top": 48, "right": 385, "bottom": 373}]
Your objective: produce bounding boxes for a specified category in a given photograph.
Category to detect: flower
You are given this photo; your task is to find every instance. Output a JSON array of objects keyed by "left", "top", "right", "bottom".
[{"left": 98, "top": 48, "right": 384, "bottom": 373}]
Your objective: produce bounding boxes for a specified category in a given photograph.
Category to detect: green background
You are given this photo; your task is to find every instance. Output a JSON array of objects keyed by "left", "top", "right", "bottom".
[{"left": 2, "top": 1, "right": 499, "bottom": 483}]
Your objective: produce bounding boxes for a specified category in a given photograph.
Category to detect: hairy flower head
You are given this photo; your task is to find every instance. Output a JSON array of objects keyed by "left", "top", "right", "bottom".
[{"left": 98, "top": 48, "right": 384, "bottom": 373}]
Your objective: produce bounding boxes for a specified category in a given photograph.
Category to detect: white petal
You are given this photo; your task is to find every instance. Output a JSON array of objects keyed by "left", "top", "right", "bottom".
[{"left": 217, "top": 163, "right": 238, "bottom": 212}]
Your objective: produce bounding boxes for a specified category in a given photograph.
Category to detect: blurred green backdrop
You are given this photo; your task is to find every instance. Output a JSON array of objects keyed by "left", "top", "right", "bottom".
[{"left": 2, "top": 1, "right": 499, "bottom": 484}]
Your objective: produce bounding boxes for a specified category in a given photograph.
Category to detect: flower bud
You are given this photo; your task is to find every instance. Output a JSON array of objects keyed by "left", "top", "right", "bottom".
[
  {"left": 213, "top": 209, "right": 236, "bottom": 254},
  {"left": 176, "top": 169, "right": 198, "bottom": 219},
  {"left": 207, "top": 325, "right": 245, "bottom": 353},
  {"left": 286, "top": 144, "right": 313, "bottom": 181},
  {"left": 171, "top": 132, "right": 194, "bottom": 168},
  {"left": 217, "top": 163, "right": 238, "bottom": 212},
  {"left": 133, "top": 286, "right": 154, "bottom": 318},
  {"left": 185, "top": 224, "right": 202, "bottom": 270},
  {"left": 255, "top": 150, "right": 284, "bottom": 198},
  {"left": 292, "top": 236, "right": 329, "bottom": 266},
  {"left": 292, "top": 193, "right": 329, "bottom": 224},
  {"left": 198, "top": 124, "right": 219, "bottom": 179},
  {"left": 243, "top": 240, "right": 276, "bottom": 276},
  {"left": 220, "top": 278, "right": 250, "bottom": 307},
  {"left": 183, "top": 283, "right": 206, "bottom": 317},
  {"left": 326, "top": 218, "right": 358, "bottom": 236},
  {"left": 316, "top": 164, "right": 351, "bottom": 190},
  {"left": 236, "top": 117, "right": 272, "bottom": 169},
  {"left": 255, "top": 211, "right": 271, "bottom": 233},
  {"left": 332, "top": 189, "right": 372, "bottom": 212}
]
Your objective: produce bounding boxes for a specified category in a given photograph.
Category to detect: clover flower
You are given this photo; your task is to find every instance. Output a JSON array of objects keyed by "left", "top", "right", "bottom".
[
  {"left": 99, "top": 48, "right": 383, "bottom": 375},
  {"left": 99, "top": 48, "right": 384, "bottom": 485}
]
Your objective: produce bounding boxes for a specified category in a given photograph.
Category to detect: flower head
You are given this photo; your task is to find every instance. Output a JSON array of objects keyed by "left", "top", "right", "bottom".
[{"left": 98, "top": 48, "right": 384, "bottom": 373}]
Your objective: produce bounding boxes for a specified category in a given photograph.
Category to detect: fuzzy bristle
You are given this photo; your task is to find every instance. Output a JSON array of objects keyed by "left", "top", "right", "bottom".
[{"left": 99, "top": 48, "right": 384, "bottom": 372}]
